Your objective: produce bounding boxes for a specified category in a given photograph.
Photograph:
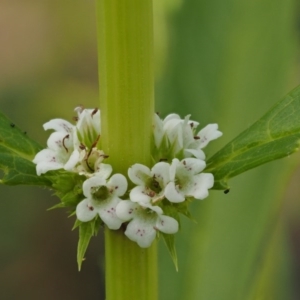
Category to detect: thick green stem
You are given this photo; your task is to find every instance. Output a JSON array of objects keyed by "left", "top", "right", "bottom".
[{"left": 96, "top": 0, "right": 157, "bottom": 299}]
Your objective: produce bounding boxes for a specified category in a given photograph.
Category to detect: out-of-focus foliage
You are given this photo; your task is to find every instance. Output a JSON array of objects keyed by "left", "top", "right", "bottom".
[{"left": 156, "top": 0, "right": 299, "bottom": 299}]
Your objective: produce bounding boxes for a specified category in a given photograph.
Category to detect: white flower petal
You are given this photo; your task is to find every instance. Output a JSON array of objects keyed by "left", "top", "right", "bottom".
[
  {"left": 189, "top": 173, "right": 214, "bottom": 199},
  {"left": 129, "top": 186, "right": 152, "bottom": 204},
  {"left": 82, "top": 176, "right": 106, "bottom": 198},
  {"left": 47, "top": 131, "right": 73, "bottom": 152},
  {"left": 116, "top": 200, "right": 139, "bottom": 221},
  {"left": 182, "top": 116, "right": 195, "bottom": 147},
  {"left": 153, "top": 113, "right": 164, "bottom": 148},
  {"left": 76, "top": 199, "right": 97, "bottom": 222},
  {"left": 94, "top": 163, "right": 113, "bottom": 179},
  {"left": 184, "top": 148, "right": 206, "bottom": 160},
  {"left": 128, "top": 164, "right": 151, "bottom": 185},
  {"left": 164, "top": 182, "right": 185, "bottom": 203},
  {"left": 33, "top": 149, "right": 63, "bottom": 175},
  {"left": 163, "top": 113, "right": 181, "bottom": 125},
  {"left": 125, "top": 218, "right": 156, "bottom": 248},
  {"left": 151, "top": 162, "right": 171, "bottom": 187},
  {"left": 197, "top": 124, "right": 223, "bottom": 148},
  {"left": 35, "top": 161, "right": 63, "bottom": 176},
  {"left": 98, "top": 196, "right": 123, "bottom": 230},
  {"left": 64, "top": 149, "right": 80, "bottom": 171},
  {"left": 43, "top": 119, "right": 74, "bottom": 133},
  {"left": 169, "top": 158, "right": 179, "bottom": 181},
  {"left": 33, "top": 149, "right": 54, "bottom": 164},
  {"left": 107, "top": 174, "right": 128, "bottom": 196},
  {"left": 141, "top": 203, "right": 163, "bottom": 215},
  {"left": 180, "top": 158, "right": 206, "bottom": 174},
  {"left": 164, "top": 120, "right": 183, "bottom": 153},
  {"left": 155, "top": 215, "right": 179, "bottom": 234}
]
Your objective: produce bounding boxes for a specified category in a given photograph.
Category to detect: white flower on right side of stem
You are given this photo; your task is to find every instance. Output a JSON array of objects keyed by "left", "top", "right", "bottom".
[
  {"left": 128, "top": 162, "right": 171, "bottom": 205},
  {"left": 153, "top": 113, "right": 222, "bottom": 161},
  {"left": 116, "top": 200, "right": 179, "bottom": 248},
  {"left": 165, "top": 158, "right": 214, "bottom": 203}
]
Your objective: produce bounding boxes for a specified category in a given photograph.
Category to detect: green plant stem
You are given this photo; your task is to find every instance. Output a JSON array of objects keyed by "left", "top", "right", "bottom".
[{"left": 96, "top": 0, "right": 157, "bottom": 299}]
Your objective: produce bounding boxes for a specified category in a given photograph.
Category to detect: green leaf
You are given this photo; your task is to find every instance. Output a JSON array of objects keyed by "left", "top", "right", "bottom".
[
  {"left": 0, "top": 111, "right": 51, "bottom": 186},
  {"left": 77, "top": 218, "right": 101, "bottom": 271},
  {"left": 161, "top": 233, "right": 178, "bottom": 271},
  {"left": 77, "top": 221, "right": 94, "bottom": 271},
  {"left": 206, "top": 85, "right": 300, "bottom": 190}
]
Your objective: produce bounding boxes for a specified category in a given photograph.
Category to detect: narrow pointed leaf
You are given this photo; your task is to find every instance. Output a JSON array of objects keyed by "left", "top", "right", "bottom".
[
  {"left": 77, "top": 221, "right": 94, "bottom": 271},
  {"left": 161, "top": 233, "right": 178, "bottom": 271}
]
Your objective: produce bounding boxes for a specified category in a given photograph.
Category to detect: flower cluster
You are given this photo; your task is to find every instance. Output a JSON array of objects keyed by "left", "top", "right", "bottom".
[{"left": 33, "top": 108, "right": 222, "bottom": 248}]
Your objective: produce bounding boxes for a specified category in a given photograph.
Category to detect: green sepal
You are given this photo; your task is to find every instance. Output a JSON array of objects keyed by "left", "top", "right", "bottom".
[
  {"left": 175, "top": 197, "right": 195, "bottom": 222},
  {"left": 0, "top": 111, "right": 52, "bottom": 186},
  {"left": 161, "top": 233, "right": 178, "bottom": 271},
  {"left": 47, "top": 202, "right": 66, "bottom": 211},
  {"left": 206, "top": 84, "right": 300, "bottom": 190},
  {"left": 77, "top": 217, "right": 101, "bottom": 271},
  {"left": 49, "top": 170, "right": 85, "bottom": 207}
]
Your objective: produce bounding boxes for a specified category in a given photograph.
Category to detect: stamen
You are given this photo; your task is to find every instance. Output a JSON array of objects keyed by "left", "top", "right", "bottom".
[
  {"left": 91, "top": 108, "right": 98, "bottom": 117},
  {"left": 62, "top": 134, "right": 70, "bottom": 152}
]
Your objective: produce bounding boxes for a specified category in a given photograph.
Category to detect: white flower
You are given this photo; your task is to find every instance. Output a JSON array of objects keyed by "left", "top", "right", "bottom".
[
  {"left": 74, "top": 107, "right": 101, "bottom": 149},
  {"left": 33, "top": 107, "right": 105, "bottom": 176},
  {"left": 165, "top": 158, "right": 214, "bottom": 203},
  {"left": 33, "top": 119, "right": 77, "bottom": 175},
  {"left": 76, "top": 171, "right": 127, "bottom": 230},
  {"left": 187, "top": 123, "right": 223, "bottom": 151},
  {"left": 128, "top": 162, "right": 171, "bottom": 204},
  {"left": 153, "top": 113, "right": 222, "bottom": 161},
  {"left": 116, "top": 201, "right": 178, "bottom": 248}
]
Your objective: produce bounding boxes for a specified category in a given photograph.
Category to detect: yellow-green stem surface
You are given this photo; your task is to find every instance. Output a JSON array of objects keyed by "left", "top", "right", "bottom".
[{"left": 96, "top": 0, "right": 157, "bottom": 299}]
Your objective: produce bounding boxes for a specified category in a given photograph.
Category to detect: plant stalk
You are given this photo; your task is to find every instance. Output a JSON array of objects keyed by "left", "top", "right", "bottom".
[{"left": 96, "top": 0, "right": 157, "bottom": 299}]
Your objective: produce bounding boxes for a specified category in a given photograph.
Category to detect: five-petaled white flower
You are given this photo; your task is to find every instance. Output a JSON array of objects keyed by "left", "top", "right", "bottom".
[
  {"left": 128, "top": 162, "right": 171, "bottom": 205},
  {"left": 33, "top": 119, "right": 78, "bottom": 175},
  {"left": 116, "top": 200, "right": 179, "bottom": 248},
  {"left": 76, "top": 168, "right": 127, "bottom": 230},
  {"left": 165, "top": 158, "right": 214, "bottom": 203}
]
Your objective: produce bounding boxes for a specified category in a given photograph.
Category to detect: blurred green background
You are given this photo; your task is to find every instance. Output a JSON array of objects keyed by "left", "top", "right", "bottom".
[{"left": 1, "top": 0, "right": 300, "bottom": 299}]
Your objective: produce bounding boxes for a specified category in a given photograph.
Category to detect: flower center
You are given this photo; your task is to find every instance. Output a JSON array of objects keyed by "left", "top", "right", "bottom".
[
  {"left": 146, "top": 176, "right": 162, "bottom": 194},
  {"left": 92, "top": 185, "right": 109, "bottom": 201}
]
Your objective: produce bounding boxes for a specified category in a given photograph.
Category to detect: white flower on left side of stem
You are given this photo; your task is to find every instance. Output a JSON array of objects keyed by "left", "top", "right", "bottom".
[
  {"left": 76, "top": 171, "right": 127, "bottom": 230},
  {"left": 165, "top": 158, "right": 214, "bottom": 203},
  {"left": 74, "top": 106, "right": 101, "bottom": 150},
  {"left": 128, "top": 162, "right": 171, "bottom": 205},
  {"left": 116, "top": 201, "right": 179, "bottom": 248},
  {"left": 33, "top": 119, "right": 78, "bottom": 175}
]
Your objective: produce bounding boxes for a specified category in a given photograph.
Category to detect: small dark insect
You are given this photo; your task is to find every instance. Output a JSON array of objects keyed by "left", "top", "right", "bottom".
[
  {"left": 224, "top": 189, "right": 230, "bottom": 194},
  {"left": 10, "top": 123, "right": 15, "bottom": 128},
  {"left": 23, "top": 131, "right": 27, "bottom": 135}
]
